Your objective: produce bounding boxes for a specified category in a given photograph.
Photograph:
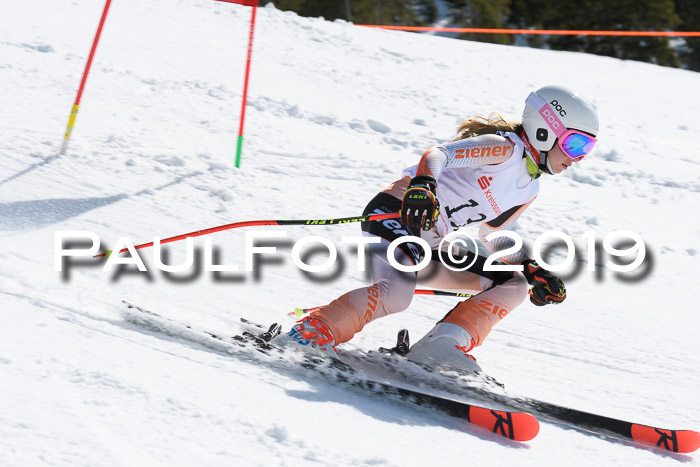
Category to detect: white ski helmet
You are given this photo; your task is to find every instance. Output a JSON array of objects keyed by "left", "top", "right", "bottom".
[{"left": 522, "top": 85, "right": 599, "bottom": 154}]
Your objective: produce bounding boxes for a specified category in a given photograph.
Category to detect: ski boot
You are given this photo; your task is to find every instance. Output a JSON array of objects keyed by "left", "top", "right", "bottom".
[
  {"left": 405, "top": 322, "right": 482, "bottom": 373},
  {"left": 287, "top": 316, "right": 338, "bottom": 357}
]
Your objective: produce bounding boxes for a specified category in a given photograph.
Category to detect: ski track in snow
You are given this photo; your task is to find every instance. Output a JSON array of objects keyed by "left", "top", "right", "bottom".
[{"left": 1, "top": 0, "right": 700, "bottom": 465}]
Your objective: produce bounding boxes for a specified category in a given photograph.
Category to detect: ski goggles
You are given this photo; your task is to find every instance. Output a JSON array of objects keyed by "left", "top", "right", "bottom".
[
  {"left": 557, "top": 129, "right": 597, "bottom": 159},
  {"left": 526, "top": 92, "right": 597, "bottom": 159}
]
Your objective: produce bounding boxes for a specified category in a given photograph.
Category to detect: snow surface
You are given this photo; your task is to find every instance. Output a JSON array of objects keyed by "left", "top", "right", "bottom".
[{"left": 2, "top": 0, "right": 700, "bottom": 465}]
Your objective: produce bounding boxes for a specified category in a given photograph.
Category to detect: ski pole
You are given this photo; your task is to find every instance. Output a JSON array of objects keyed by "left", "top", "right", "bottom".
[
  {"left": 290, "top": 290, "right": 474, "bottom": 317},
  {"left": 95, "top": 212, "right": 401, "bottom": 258}
]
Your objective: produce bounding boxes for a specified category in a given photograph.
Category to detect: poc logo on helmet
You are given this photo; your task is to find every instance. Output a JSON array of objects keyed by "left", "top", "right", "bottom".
[
  {"left": 541, "top": 108, "right": 561, "bottom": 130},
  {"left": 550, "top": 99, "right": 567, "bottom": 116}
]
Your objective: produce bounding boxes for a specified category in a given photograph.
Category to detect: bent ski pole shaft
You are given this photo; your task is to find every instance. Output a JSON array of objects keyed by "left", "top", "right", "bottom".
[
  {"left": 95, "top": 212, "right": 400, "bottom": 258},
  {"left": 291, "top": 290, "right": 473, "bottom": 316}
]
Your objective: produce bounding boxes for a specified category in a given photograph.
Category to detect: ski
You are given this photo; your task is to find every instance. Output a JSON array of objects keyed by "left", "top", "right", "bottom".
[
  {"left": 371, "top": 331, "right": 700, "bottom": 454},
  {"left": 120, "top": 301, "right": 539, "bottom": 442},
  {"left": 417, "top": 365, "right": 700, "bottom": 453},
  {"left": 505, "top": 395, "right": 700, "bottom": 453},
  {"left": 374, "top": 328, "right": 700, "bottom": 454},
  {"left": 339, "top": 371, "right": 539, "bottom": 442},
  {"left": 120, "top": 301, "right": 700, "bottom": 452}
]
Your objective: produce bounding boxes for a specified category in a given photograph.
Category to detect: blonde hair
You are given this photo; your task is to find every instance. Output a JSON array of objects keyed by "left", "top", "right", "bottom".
[{"left": 452, "top": 113, "right": 523, "bottom": 142}]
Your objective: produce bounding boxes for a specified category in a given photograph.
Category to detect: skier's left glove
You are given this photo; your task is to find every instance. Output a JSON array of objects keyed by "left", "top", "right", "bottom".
[{"left": 521, "top": 259, "right": 566, "bottom": 306}]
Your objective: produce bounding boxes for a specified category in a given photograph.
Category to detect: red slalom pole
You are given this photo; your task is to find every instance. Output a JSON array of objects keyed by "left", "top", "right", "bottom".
[
  {"left": 95, "top": 212, "right": 401, "bottom": 258},
  {"left": 216, "top": 0, "right": 260, "bottom": 168},
  {"left": 60, "top": 0, "right": 113, "bottom": 155},
  {"left": 236, "top": 1, "right": 259, "bottom": 168}
]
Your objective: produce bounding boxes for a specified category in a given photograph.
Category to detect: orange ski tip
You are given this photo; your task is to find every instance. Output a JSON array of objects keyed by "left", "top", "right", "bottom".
[
  {"left": 468, "top": 406, "right": 539, "bottom": 442},
  {"left": 630, "top": 424, "right": 700, "bottom": 453},
  {"left": 509, "top": 412, "right": 540, "bottom": 442}
]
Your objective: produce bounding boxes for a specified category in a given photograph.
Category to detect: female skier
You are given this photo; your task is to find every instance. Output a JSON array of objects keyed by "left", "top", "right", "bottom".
[{"left": 288, "top": 85, "right": 599, "bottom": 371}]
